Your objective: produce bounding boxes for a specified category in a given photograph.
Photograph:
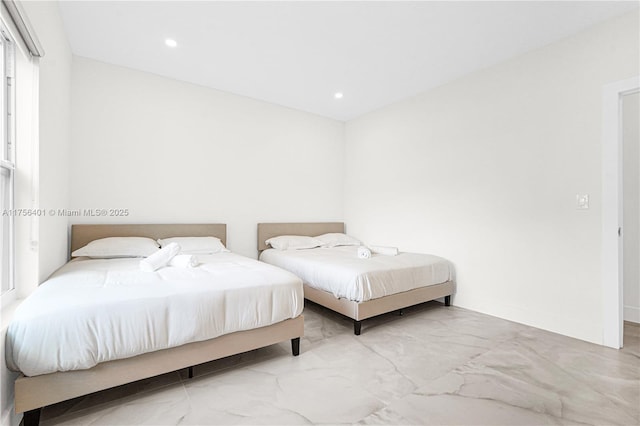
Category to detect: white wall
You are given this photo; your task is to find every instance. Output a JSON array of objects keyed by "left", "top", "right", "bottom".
[
  {"left": 623, "top": 92, "right": 639, "bottom": 324},
  {"left": 21, "top": 1, "right": 72, "bottom": 285},
  {"left": 1, "top": 2, "right": 72, "bottom": 425},
  {"left": 70, "top": 57, "right": 344, "bottom": 258},
  {"left": 344, "top": 11, "right": 639, "bottom": 344}
]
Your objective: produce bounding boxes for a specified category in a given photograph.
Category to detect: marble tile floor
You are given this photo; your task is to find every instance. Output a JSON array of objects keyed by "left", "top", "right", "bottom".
[{"left": 39, "top": 302, "right": 640, "bottom": 426}]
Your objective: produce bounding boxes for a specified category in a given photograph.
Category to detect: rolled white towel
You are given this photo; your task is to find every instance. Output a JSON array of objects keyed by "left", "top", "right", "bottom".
[
  {"left": 140, "top": 242, "right": 180, "bottom": 272},
  {"left": 370, "top": 245, "right": 399, "bottom": 256},
  {"left": 357, "top": 246, "right": 372, "bottom": 259},
  {"left": 169, "top": 254, "right": 199, "bottom": 268}
]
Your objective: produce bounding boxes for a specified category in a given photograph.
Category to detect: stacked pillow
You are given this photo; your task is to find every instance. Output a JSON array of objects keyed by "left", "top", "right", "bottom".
[
  {"left": 71, "top": 236, "right": 229, "bottom": 258},
  {"left": 71, "top": 237, "right": 159, "bottom": 258},
  {"left": 157, "top": 237, "right": 229, "bottom": 254},
  {"left": 266, "top": 233, "right": 361, "bottom": 250}
]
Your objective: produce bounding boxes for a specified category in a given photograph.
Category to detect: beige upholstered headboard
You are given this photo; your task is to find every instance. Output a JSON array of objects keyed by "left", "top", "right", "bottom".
[
  {"left": 257, "top": 222, "right": 345, "bottom": 252},
  {"left": 70, "top": 224, "right": 227, "bottom": 255}
]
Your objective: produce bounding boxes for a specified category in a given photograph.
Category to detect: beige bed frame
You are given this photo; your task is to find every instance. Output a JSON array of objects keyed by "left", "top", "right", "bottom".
[
  {"left": 257, "top": 222, "right": 454, "bottom": 335},
  {"left": 16, "top": 224, "right": 304, "bottom": 426}
]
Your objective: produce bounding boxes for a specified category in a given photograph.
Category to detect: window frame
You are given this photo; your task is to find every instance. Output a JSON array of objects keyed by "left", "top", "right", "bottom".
[{"left": 0, "top": 21, "right": 15, "bottom": 299}]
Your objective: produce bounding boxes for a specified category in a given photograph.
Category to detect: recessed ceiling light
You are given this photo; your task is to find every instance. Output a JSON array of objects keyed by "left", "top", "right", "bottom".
[
  {"left": 334, "top": 92, "right": 344, "bottom": 99},
  {"left": 165, "top": 39, "right": 177, "bottom": 48}
]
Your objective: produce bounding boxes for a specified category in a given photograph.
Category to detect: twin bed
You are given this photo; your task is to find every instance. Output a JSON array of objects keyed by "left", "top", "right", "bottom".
[
  {"left": 7, "top": 222, "right": 454, "bottom": 425},
  {"left": 7, "top": 224, "right": 304, "bottom": 426},
  {"left": 257, "top": 222, "right": 454, "bottom": 335}
]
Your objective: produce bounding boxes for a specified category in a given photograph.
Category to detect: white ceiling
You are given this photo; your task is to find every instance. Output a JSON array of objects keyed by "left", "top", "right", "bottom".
[{"left": 58, "top": 1, "right": 638, "bottom": 121}]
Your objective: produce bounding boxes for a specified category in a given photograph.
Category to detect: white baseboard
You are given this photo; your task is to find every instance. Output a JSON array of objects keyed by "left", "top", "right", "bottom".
[{"left": 624, "top": 305, "right": 640, "bottom": 324}]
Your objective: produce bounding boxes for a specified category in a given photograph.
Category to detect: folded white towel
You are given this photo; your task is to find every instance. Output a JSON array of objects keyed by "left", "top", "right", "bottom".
[
  {"left": 370, "top": 245, "right": 399, "bottom": 256},
  {"left": 140, "top": 242, "right": 180, "bottom": 272},
  {"left": 357, "top": 246, "right": 372, "bottom": 259},
  {"left": 168, "top": 254, "right": 199, "bottom": 268}
]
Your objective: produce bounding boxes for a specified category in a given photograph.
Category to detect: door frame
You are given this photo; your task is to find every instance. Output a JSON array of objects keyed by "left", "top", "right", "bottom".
[{"left": 602, "top": 75, "right": 639, "bottom": 349}]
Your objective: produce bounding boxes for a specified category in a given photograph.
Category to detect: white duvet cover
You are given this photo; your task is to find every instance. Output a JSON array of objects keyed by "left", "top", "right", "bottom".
[
  {"left": 6, "top": 253, "right": 303, "bottom": 377},
  {"left": 259, "top": 246, "right": 451, "bottom": 303}
]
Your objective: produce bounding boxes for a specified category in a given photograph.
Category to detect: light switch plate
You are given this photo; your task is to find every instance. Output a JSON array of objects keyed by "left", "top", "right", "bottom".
[{"left": 576, "top": 194, "right": 589, "bottom": 210}]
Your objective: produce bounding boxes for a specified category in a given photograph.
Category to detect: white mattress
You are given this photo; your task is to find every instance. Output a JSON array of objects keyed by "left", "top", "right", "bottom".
[
  {"left": 6, "top": 253, "right": 303, "bottom": 377},
  {"left": 259, "top": 246, "right": 451, "bottom": 303}
]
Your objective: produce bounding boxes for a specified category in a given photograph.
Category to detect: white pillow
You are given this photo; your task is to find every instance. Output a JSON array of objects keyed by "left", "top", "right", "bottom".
[
  {"left": 266, "top": 235, "right": 323, "bottom": 251},
  {"left": 71, "top": 237, "right": 160, "bottom": 258},
  {"left": 157, "top": 237, "right": 230, "bottom": 254},
  {"left": 315, "top": 233, "right": 361, "bottom": 248}
]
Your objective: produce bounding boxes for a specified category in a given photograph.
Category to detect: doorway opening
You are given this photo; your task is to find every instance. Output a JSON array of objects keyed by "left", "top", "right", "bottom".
[
  {"left": 602, "top": 76, "right": 640, "bottom": 349},
  {"left": 622, "top": 92, "right": 639, "bottom": 348}
]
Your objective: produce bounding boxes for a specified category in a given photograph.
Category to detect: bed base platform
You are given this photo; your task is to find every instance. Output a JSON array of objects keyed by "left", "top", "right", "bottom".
[
  {"left": 304, "top": 281, "right": 454, "bottom": 335},
  {"left": 16, "top": 316, "right": 304, "bottom": 425}
]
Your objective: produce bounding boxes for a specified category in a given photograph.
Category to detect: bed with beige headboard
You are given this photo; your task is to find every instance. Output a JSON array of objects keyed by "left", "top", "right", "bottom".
[
  {"left": 258, "top": 222, "right": 454, "bottom": 335},
  {"left": 14, "top": 224, "right": 304, "bottom": 426}
]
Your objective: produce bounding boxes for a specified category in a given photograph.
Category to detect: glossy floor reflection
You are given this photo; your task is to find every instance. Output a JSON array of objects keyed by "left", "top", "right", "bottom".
[{"left": 40, "top": 302, "right": 640, "bottom": 425}]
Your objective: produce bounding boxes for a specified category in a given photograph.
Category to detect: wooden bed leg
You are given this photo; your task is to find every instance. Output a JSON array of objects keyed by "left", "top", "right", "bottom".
[
  {"left": 354, "top": 320, "right": 362, "bottom": 335},
  {"left": 445, "top": 295, "right": 451, "bottom": 306},
  {"left": 22, "top": 408, "right": 41, "bottom": 426},
  {"left": 291, "top": 337, "right": 300, "bottom": 356},
  {"left": 188, "top": 366, "right": 194, "bottom": 379},
  {"left": 397, "top": 308, "right": 404, "bottom": 316}
]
